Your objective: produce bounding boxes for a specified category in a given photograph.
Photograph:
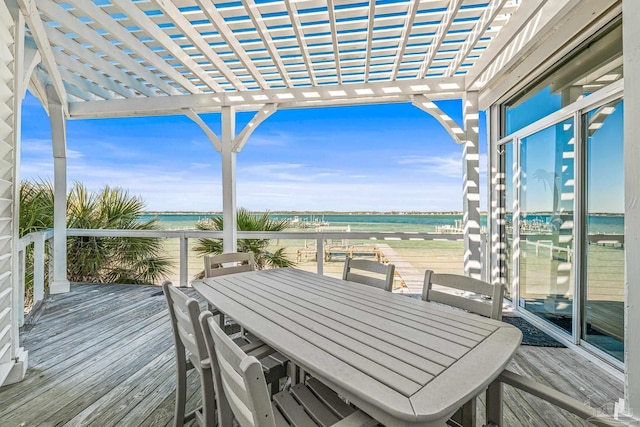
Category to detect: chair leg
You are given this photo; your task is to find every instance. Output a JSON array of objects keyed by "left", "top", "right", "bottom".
[
  {"left": 448, "top": 398, "right": 476, "bottom": 427},
  {"left": 174, "top": 355, "right": 187, "bottom": 427},
  {"left": 200, "top": 367, "right": 217, "bottom": 427},
  {"left": 486, "top": 380, "right": 503, "bottom": 426}
]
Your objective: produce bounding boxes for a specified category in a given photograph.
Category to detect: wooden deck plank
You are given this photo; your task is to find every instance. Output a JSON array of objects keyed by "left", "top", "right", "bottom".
[{"left": 0, "top": 283, "right": 624, "bottom": 427}]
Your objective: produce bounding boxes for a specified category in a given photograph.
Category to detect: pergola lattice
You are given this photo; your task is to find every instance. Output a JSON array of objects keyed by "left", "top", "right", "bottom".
[{"left": 20, "top": 0, "right": 521, "bottom": 115}]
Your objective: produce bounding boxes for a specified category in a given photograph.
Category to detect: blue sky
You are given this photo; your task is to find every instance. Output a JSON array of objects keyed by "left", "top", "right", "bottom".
[{"left": 20, "top": 92, "right": 487, "bottom": 212}]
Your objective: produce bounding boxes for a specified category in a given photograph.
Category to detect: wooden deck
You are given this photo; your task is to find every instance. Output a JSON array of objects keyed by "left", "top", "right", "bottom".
[{"left": 0, "top": 283, "right": 624, "bottom": 426}]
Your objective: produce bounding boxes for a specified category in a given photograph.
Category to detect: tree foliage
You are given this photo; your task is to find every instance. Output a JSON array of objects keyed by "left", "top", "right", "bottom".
[
  {"left": 194, "top": 208, "right": 294, "bottom": 270},
  {"left": 20, "top": 180, "right": 172, "bottom": 285}
]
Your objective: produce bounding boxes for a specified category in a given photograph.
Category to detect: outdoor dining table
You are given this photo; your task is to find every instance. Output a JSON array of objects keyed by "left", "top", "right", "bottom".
[{"left": 192, "top": 267, "right": 522, "bottom": 426}]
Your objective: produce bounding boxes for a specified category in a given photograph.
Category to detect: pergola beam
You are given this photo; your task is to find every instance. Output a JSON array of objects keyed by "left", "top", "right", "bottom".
[
  {"left": 364, "top": 1, "right": 375, "bottom": 83},
  {"left": 241, "top": 0, "right": 292, "bottom": 88},
  {"left": 390, "top": 0, "right": 420, "bottom": 81},
  {"left": 108, "top": 0, "right": 225, "bottom": 93},
  {"left": 69, "top": 77, "right": 466, "bottom": 118},
  {"left": 417, "top": 0, "right": 463, "bottom": 78},
  {"left": 59, "top": 68, "right": 112, "bottom": 101},
  {"left": 18, "top": 0, "right": 67, "bottom": 113},
  {"left": 64, "top": 0, "right": 198, "bottom": 94},
  {"left": 283, "top": 0, "right": 316, "bottom": 86},
  {"left": 37, "top": 0, "right": 177, "bottom": 97},
  {"left": 191, "top": 0, "right": 268, "bottom": 90},
  {"left": 464, "top": 0, "right": 548, "bottom": 90},
  {"left": 326, "top": 0, "right": 342, "bottom": 85},
  {"left": 43, "top": 25, "right": 155, "bottom": 98},
  {"left": 52, "top": 49, "right": 132, "bottom": 100},
  {"left": 445, "top": 0, "right": 509, "bottom": 77},
  {"left": 148, "top": 0, "right": 247, "bottom": 92}
]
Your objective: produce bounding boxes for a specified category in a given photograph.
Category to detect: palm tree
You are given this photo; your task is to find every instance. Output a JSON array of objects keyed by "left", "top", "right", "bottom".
[
  {"left": 194, "top": 208, "right": 294, "bottom": 270},
  {"left": 20, "top": 180, "right": 172, "bottom": 286}
]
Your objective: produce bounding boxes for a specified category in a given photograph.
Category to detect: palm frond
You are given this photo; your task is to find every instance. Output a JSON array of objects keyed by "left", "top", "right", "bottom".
[{"left": 194, "top": 208, "right": 292, "bottom": 270}]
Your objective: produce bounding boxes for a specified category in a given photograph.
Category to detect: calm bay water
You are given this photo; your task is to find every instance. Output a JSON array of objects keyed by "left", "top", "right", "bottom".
[
  {"left": 139, "top": 213, "right": 478, "bottom": 232},
  {"left": 138, "top": 213, "right": 623, "bottom": 234}
]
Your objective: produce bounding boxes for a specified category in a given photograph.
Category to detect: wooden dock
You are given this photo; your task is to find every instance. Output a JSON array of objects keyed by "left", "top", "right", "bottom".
[
  {"left": 375, "top": 243, "right": 424, "bottom": 293},
  {"left": 0, "top": 283, "right": 624, "bottom": 426}
]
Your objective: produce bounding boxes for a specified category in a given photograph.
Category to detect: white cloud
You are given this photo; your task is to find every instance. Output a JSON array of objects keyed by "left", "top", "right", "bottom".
[
  {"left": 22, "top": 138, "right": 84, "bottom": 159},
  {"left": 240, "top": 162, "right": 345, "bottom": 183},
  {"left": 396, "top": 154, "right": 462, "bottom": 178}
]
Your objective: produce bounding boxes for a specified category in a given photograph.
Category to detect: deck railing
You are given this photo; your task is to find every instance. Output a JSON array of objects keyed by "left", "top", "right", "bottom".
[
  {"left": 18, "top": 228, "right": 488, "bottom": 320},
  {"left": 17, "top": 229, "right": 54, "bottom": 326}
]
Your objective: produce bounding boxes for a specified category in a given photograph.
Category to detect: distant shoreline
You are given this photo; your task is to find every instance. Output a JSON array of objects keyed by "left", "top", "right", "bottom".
[
  {"left": 141, "top": 211, "right": 623, "bottom": 217},
  {"left": 142, "top": 211, "right": 475, "bottom": 216}
]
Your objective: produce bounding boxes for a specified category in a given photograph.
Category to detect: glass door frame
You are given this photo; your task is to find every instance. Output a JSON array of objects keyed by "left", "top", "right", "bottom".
[{"left": 496, "top": 80, "right": 624, "bottom": 368}]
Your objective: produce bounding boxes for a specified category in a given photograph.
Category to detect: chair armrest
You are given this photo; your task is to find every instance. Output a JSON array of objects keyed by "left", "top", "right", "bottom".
[{"left": 498, "top": 370, "right": 621, "bottom": 427}]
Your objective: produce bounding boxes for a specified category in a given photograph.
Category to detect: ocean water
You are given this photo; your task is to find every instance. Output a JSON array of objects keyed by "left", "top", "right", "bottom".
[
  {"left": 138, "top": 213, "right": 624, "bottom": 234},
  {"left": 139, "top": 213, "right": 480, "bottom": 232}
]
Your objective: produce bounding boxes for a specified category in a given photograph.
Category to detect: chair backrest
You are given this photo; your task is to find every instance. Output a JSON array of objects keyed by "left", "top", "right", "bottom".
[
  {"left": 200, "top": 312, "right": 276, "bottom": 427},
  {"left": 162, "top": 281, "right": 209, "bottom": 368},
  {"left": 342, "top": 256, "right": 395, "bottom": 292},
  {"left": 421, "top": 271, "right": 504, "bottom": 320},
  {"left": 204, "top": 252, "right": 256, "bottom": 278}
]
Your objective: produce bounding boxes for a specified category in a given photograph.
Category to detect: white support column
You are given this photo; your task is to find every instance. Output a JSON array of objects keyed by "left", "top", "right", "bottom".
[
  {"left": 487, "top": 105, "right": 504, "bottom": 285},
  {"left": 221, "top": 106, "right": 237, "bottom": 253},
  {"left": 463, "top": 92, "right": 482, "bottom": 278},
  {"left": 47, "top": 86, "right": 70, "bottom": 294},
  {"left": 187, "top": 105, "right": 277, "bottom": 255},
  {"left": 623, "top": 0, "right": 640, "bottom": 419}
]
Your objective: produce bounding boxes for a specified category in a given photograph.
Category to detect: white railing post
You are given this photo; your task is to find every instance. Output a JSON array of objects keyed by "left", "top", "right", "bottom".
[
  {"left": 180, "top": 233, "right": 188, "bottom": 287},
  {"left": 316, "top": 233, "right": 324, "bottom": 275},
  {"left": 33, "top": 232, "right": 46, "bottom": 303},
  {"left": 17, "top": 244, "right": 25, "bottom": 327}
]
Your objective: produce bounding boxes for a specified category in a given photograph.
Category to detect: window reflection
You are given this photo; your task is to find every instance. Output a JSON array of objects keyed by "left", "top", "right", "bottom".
[
  {"left": 519, "top": 118, "right": 575, "bottom": 334},
  {"left": 505, "top": 20, "right": 622, "bottom": 134},
  {"left": 583, "top": 100, "right": 624, "bottom": 361}
]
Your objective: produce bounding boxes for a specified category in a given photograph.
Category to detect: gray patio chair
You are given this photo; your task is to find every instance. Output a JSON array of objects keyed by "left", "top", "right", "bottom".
[
  {"left": 422, "top": 270, "right": 504, "bottom": 320},
  {"left": 204, "top": 251, "right": 256, "bottom": 278},
  {"left": 421, "top": 271, "right": 504, "bottom": 427},
  {"left": 199, "top": 310, "right": 378, "bottom": 427},
  {"left": 204, "top": 252, "right": 256, "bottom": 328},
  {"left": 422, "top": 273, "right": 617, "bottom": 427},
  {"left": 162, "top": 281, "right": 287, "bottom": 427},
  {"left": 342, "top": 256, "right": 395, "bottom": 292}
]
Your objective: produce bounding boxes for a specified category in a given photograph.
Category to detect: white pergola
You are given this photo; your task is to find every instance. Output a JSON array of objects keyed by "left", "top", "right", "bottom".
[{"left": 1, "top": 0, "right": 639, "bottom": 421}]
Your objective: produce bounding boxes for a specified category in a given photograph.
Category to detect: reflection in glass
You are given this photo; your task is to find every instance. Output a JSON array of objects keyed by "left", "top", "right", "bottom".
[
  {"left": 505, "top": 20, "right": 622, "bottom": 134},
  {"left": 519, "top": 118, "right": 575, "bottom": 334},
  {"left": 583, "top": 100, "right": 624, "bottom": 361}
]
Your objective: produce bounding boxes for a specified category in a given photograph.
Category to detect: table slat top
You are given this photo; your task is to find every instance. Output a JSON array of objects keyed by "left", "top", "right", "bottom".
[{"left": 193, "top": 268, "right": 521, "bottom": 425}]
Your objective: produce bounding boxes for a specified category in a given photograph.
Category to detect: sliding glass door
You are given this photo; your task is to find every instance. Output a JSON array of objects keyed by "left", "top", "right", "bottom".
[
  {"left": 583, "top": 100, "right": 625, "bottom": 361},
  {"left": 518, "top": 118, "right": 575, "bottom": 333}
]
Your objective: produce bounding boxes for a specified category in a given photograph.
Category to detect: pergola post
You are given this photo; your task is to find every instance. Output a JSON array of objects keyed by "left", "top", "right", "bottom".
[
  {"left": 623, "top": 0, "right": 640, "bottom": 417},
  {"left": 187, "top": 104, "right": 276, "bottom": 255},
  {"left": 487, "top": 104, "right": 504, "bottom": 285},
  {"left": 46, "top": 85, "right": 69, "bottom": 294},
  {"left": 463, "top": 92, "right": 482, "bottom": 279},
  {"left": 220, "top": 106, "right": 237, "bottom": 253}
]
